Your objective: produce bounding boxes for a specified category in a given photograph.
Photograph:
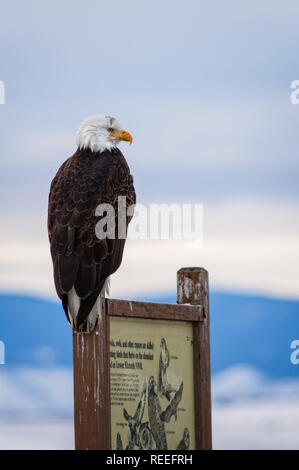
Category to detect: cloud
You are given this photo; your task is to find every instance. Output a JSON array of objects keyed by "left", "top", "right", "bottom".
[
  {"left": 213, "top": 399, "right": 299, "bottom": 449},
  {"left": 0, "top": 368, "right": 73, "bottom": 419},
  {"left": 0, "top": 420, "right": 73, "bottom": 450},
  {"left": 0, "top": 0, "right": 298, "bottom": 302},
  {"left": 1, "top": 365, "right": 299, "bottom": 449},
  {"left": 2, "top": 96, "right": 299, "bottom": 208},
  {"left": 1, "top": 200, "right": 298, "bottom": 300},
  {"left": 212, "top": 365, "right": 299, "bottom": 449},
  {"left": 212, "top": 365, "right": 299, "bottom": 403}
]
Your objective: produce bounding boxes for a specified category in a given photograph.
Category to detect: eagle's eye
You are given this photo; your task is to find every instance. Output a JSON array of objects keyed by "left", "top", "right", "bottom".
[{"left": 107, "top": 127, "right": 114, "bottom": 133}]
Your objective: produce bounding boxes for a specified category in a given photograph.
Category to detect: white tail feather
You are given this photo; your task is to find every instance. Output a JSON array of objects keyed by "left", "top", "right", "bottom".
[{"left": 67, "top": 277, "right": 110, "bottom": 332}]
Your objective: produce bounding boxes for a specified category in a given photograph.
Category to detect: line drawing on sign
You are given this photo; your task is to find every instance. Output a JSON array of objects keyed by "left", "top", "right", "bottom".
[{"left": 114, "top": 336, "right": 187, "bottom": 450}]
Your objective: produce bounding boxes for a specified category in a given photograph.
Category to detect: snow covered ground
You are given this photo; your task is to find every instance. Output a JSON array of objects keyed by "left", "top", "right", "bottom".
[
  {"left": 213, "top": 366, "right": 299, "bottom": 449},
  {"left": 213, "top": 401, "right": 299, "bottom": 450},
  {"left": 1, "top": 402, "right": 299, "bottom": 450},
  {"left": 0, "top": 365, "right": 299, "bottom": 449},
  {"left": 0, "top": 420, "right": 74, "bottom": 450}
]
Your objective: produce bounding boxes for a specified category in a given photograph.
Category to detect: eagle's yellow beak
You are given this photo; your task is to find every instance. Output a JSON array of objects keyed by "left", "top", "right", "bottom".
[{"left": 110, "top": 129, "right": 133, "bottom": 145}]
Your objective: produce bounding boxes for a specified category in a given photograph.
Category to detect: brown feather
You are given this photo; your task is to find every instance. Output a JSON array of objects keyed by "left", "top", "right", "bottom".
[{"left": 47, "top": 147, "right": 135, "bottom": 326}]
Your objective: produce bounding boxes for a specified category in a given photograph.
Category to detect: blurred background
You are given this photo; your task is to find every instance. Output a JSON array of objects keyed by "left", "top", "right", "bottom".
[{"left": 0, "top": 0, "right": 299, "bottom": 449}]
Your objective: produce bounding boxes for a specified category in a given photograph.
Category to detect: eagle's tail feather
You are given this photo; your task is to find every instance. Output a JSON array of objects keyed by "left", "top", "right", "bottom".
[{"left": 63, "top": 277, "right": 110, "bottom": 333}]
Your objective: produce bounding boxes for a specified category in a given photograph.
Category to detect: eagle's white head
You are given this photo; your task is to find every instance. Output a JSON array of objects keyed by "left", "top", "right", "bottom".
[{"left": 76, "top": 115, "right": 132, "bottom": 153}]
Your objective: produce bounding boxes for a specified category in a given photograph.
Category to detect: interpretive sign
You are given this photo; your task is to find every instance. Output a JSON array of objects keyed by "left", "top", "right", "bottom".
[
  {"left": 73, "top": 268, "right": 212, "bottom": 450},
  {"left": 110, "top": 317, "right": 195, "bottom": 450}
]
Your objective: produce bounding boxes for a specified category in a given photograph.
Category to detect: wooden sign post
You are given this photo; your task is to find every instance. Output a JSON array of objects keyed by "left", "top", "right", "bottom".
[
  {"left": 177, "top": 267, "right": 212, "bottom": 450},
  {"left": 73, "top": 267, "right": 212, "bottom": 450}
]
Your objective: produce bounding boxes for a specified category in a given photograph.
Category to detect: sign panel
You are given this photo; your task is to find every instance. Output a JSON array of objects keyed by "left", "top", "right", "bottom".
[{"left": 110, "top": 316, "right": 195, "bottom": 450}]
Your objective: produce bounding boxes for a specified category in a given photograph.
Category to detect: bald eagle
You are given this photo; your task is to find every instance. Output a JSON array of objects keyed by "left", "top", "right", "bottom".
[{"left": 48, "top": 115, "right": 135, "bottom": 332}]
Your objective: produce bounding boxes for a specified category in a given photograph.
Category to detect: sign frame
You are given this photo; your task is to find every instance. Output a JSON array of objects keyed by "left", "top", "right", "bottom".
[{"left": 73, "top": 267, "right": 212, "bottom": 450}]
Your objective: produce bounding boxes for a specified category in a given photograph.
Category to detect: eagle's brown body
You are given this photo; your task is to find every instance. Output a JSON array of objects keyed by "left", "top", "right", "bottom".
[{"left": 48, "top": 147, "right": 135, "bottom": 329}]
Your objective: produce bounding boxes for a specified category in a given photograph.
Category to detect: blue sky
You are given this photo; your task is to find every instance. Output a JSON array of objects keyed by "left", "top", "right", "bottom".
[{"left": 0, "top": 0, "right": 298, "bottom": 299}]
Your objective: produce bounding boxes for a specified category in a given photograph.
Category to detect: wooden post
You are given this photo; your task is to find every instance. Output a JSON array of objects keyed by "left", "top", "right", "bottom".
[
  {"left": 73, "top": 297, "right": 111, "bottom": 450},
  {"left": 177, "top": 267, "right": 212, "bottom": 450}
]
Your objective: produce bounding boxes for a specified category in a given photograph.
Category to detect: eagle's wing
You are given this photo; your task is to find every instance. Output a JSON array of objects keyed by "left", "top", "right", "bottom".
[{"left": 48, "top": 148, "right": 135, "bottom": 327}]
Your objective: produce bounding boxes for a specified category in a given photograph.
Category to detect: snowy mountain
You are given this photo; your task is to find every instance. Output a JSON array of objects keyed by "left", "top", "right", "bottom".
[
  {"left": 1, "top": 292, "right": 299, "bottom": 378},
  {"left": 0, "top": 292, "right": 299, "bottom": 449}
]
